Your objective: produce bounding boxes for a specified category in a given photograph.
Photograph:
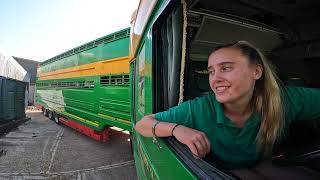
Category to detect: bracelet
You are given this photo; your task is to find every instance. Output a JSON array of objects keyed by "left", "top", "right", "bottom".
[
  {"left": 171, "top": 124, "right": 180, "bottom": 136},
  {"left": 152, "top": 121, "right": 160, "bottom": 138}
]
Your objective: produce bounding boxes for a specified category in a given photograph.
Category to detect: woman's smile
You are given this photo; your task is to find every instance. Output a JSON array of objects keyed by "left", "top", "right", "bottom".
[{"left": 215, "top": 86, "right": 230, "bottom": 93}]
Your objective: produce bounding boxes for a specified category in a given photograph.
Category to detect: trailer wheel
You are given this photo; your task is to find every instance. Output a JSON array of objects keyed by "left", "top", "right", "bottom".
[
  {"left": 129, "top": 132, "right": 133, "bottom": 155},
  {"left": 43, "top": 108, "right": 47, "bottom": 117},
  {"left": 53, "top": 113, "right": 60, "bottom": 124},
  {"left": 48, "top": 111, "right": 53, "bottom": 120}
]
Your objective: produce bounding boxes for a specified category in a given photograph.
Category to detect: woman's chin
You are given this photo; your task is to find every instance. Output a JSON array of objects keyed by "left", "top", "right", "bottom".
[{"left": 215, "top": 96, "right": 229, "bottom": 104}]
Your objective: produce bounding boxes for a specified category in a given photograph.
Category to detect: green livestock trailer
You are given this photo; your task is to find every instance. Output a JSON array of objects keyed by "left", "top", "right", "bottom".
[{"left": 36, "top": 28, "right": 131, "bottom": 142}]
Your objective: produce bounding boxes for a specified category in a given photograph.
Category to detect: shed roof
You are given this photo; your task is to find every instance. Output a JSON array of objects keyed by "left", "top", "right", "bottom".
[{"left": 13, "top": 57, "right": 39, "bottom": 83}]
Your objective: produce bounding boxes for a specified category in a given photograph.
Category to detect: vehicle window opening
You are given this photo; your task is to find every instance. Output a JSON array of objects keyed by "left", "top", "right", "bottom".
[
  {"left": 153, "top": 0, "right": 320, "bottom": 178},
  {"left": 152, "top": 2, "right": 239, "bottom": 179},
  {"left": 152, "top": 0, "right": 183, "bottom": 112}
]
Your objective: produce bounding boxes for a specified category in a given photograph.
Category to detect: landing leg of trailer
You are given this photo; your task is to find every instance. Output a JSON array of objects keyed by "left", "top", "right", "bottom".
[{"left": 101, "top": 127, "right": 111, "bottom": 143}]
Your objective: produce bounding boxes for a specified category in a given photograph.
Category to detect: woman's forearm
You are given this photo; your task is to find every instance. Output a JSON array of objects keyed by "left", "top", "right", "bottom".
[
  {"left": 135, "top": 114, "right": 211, "bottom": 157},
  {"left": 134, "top": 114, "right": 177, "bottom": 137}
]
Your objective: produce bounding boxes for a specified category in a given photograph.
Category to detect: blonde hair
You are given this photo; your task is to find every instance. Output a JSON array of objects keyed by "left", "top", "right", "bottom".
[{"left": 213, "top": 41, "right": 284, "bottom": 155}]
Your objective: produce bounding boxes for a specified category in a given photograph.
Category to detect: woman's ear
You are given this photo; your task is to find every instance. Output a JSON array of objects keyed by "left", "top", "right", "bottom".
[{"left": 253, "top": 64, "right": 263, "bottom": 80}]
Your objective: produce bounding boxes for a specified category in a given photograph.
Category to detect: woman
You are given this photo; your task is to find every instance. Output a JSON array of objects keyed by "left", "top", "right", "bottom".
[{"left": 135, "top": 41, "right": 320, "bottom": 178}]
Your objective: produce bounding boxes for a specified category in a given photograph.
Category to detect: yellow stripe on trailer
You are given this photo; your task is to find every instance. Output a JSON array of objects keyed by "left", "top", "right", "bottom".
[
  {"left": 38, "top": 56, "right": 130, "bottom": 80},
  {"left": 98, "top": 113, "right": 130, "bottom": 125},
  {"left": 63, "top": 112, "right": 100, "bottom": 127}
]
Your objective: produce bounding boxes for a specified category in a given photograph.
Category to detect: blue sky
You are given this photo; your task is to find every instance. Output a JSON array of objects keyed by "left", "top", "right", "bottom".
[{"left": 0, "top": 0, "right": 140, "bottom": 62}]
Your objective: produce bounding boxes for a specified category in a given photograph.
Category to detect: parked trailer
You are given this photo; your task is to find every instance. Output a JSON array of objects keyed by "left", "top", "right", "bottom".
[{"left": 36, "top": 28, "right": 131, "bottom": 142}]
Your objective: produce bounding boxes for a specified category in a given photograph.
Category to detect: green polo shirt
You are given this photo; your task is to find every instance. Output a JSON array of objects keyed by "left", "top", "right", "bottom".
[{"left": 154, "top": 87, "right": 320, "bottom": 169}]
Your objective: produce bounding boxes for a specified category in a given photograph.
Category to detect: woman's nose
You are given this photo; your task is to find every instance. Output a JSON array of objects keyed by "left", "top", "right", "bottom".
[{"left": 210, "top": 71, "right": 222, "bottom": 82}]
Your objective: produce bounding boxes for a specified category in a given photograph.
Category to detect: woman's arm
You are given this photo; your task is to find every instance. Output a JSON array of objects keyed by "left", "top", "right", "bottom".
[
  {"left": 134, "top": 114, "right": 177, "bottom": 137},
  {"left": 135, "top": 114, "right": 211, "bottom": 158},
  {"left": 283, "top": 87, "right": 320, "bottom": 121}
]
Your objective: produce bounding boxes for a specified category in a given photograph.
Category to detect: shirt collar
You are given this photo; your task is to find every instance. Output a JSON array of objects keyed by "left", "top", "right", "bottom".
[
  {"left": 210, "top": 94, "right": 225, "bottom": 124},
  {"left": 210, "top": 94, "right": 261, "bottom": 126}
]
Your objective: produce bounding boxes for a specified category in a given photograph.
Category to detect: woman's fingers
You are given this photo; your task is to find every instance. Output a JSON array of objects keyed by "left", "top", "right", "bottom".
[
  {"left": 174, "top": 125, "right": 211, "bottom": 158},
  {"left": 187, "top": 142, "right": 199, "bottom": 157},
  {"left": 199, "top": 132, "right": 211, "bottom": 153},
  {"left": 202, "top": 133, "right": 211, "bottom": 154},
  {"left": 193, "top": 141, "right": 203, "bottom": 156},
  {"left": 194, "top": 134, "right": 211, "bottom": 157}
]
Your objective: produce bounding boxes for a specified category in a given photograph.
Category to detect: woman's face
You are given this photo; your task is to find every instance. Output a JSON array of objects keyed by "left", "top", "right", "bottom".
[{"left": 207, "top": 47, "right": 262, "bottom": 105}]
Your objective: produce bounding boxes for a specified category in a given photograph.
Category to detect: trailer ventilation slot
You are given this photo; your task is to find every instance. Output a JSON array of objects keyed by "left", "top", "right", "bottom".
[
  {"left": 100, "top": 75, "right": 129, "bottom": 86},
  {"left": 37, "top": 81, "right": 95, "bottom": 89}
]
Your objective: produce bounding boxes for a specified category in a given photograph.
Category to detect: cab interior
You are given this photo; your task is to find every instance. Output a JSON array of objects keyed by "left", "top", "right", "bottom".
[{"left": 152, "top": 0, "right": 320, "bottom": 179}]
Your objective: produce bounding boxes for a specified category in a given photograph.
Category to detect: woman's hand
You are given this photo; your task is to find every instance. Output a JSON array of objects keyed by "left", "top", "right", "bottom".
[
  {"left": 172, "top": 125, "right": 211, "bottom": 158},
  {"left": 135, "top": 115, "right": 211, "bottom": 158}
]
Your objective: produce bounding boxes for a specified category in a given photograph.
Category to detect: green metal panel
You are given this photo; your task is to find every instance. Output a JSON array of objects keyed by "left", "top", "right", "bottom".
[
  {"left": 39, "top": 28, "right": 130, "bottom": 73},
  {"left": 0, "top": 77, "right": 26, "bottom": 123},
  {"left": 130, "top": 0, "right": 198, "bottom": 179},
  {"left": 131, "top": 45, "right": 196, "bottom": 178},
  {"left": 37, "top": 74, "right": 131, "bottom": 131}
]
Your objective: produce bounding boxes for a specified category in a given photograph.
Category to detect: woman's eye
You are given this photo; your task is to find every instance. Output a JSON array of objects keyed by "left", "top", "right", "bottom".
[{"left": 222, "top": 66, "right": 232, "bottom": 72}]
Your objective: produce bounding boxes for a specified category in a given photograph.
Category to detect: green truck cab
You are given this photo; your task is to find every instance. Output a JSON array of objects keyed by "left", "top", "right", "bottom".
[{"left": 130, "top": 0, "right": 320, "bottom": 179}]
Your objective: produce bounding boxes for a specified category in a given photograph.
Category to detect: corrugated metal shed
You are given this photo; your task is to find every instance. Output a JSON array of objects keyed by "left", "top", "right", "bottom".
[
  {"left": 0, "top": 48, "right": 30, "bottom": 82},
  {"left": 13, "top": 57, "right": 38, "bottom": 105}
]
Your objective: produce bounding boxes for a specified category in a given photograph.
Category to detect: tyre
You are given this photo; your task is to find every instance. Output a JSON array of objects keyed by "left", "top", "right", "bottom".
[
  {"left": 53, "top": 113, "right": 60, "bottom": 124},
  {"left": 129, "top": 132, "right": 133, "bottom": 155},
  {"left": 43, "top": 108, "right": 47, "bottom": 116},
  {"left": 48, "top": 111, "right": 53, "bottom": 120}
]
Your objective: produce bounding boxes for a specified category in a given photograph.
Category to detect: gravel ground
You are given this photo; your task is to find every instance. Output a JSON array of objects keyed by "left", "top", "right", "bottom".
[{"left": 0, "top": 110, "right": 137, "bottom": 180}]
